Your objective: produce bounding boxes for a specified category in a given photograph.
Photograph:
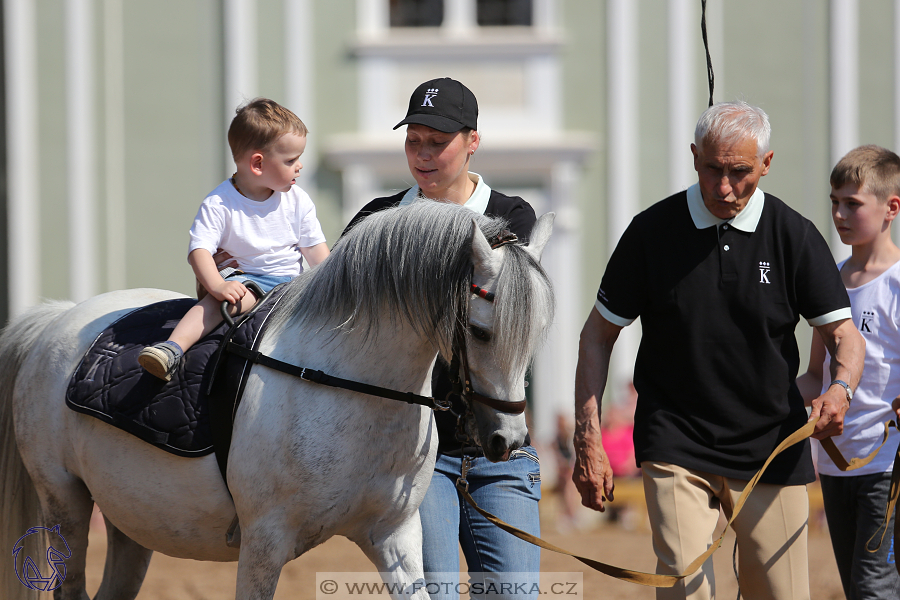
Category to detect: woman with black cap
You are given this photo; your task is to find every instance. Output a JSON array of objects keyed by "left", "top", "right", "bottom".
[{"left": 343, "top": 77, "right": 542, "bottom": 600}]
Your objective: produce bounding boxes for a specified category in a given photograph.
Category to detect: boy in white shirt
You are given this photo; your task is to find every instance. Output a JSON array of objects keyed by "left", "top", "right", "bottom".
[
  {"left": 797, "top": 144, "right": 900, "bottom": 598},
  {"left": 139, "top": 98, "right": 329, "bottom": 381}
]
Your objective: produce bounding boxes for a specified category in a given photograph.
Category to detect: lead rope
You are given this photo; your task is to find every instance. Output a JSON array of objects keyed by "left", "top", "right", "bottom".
[{"left": 454, "top": 416, "right": 900, "bottom": 588}]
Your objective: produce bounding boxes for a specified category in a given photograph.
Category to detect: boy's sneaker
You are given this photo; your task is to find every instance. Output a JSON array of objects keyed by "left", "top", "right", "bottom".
[{"left": 138, "top": 341, "right": 184, "bottom": 381}]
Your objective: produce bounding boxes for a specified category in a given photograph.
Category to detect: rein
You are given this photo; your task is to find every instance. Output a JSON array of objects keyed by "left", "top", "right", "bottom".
[{"left": 222, "top": 342, "right": 451, "bottom": 411}]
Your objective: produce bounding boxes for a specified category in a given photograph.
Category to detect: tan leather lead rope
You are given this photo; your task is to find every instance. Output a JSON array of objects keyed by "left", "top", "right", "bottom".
[{"left": 455, "top": 417, "right": 900, "bottom": 588}]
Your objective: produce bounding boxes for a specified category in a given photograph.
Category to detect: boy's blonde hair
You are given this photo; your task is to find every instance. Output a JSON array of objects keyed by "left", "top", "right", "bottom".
[
  {"left": 228, "top": 98, "right": 308, "bottom": 161},
  {"left": 831, "top": 145, "right": 900, "bottom": 202}
]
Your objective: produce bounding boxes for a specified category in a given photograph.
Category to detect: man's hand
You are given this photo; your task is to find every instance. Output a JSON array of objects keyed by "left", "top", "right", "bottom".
[
  {"left": 808, "top": 383, "right": 850, "bottom": 440},
  {"left": 573, "top": 308, "right": 623, "bottom": 513},
  {"left": 572, "top": 433, "right": 615, "bottom": 512},
  {"left": 810, "top": 317, "right": 865, "bottom": 440}
]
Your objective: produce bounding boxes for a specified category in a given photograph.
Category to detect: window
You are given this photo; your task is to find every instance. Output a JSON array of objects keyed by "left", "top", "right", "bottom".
[
  {"left": 477, "top": 0, "right": 532, "bottom": 26},
  {"left": 390, "top": 0, "right": 444, "bottom": 27},
  {"left": 388, "top": 0, "right": 533, "bottom": 28}
]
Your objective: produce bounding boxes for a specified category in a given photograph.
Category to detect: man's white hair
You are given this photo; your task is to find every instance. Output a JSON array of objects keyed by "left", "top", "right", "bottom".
[{"left": 694, "top": 101, "right": 770, "bottom": 158}]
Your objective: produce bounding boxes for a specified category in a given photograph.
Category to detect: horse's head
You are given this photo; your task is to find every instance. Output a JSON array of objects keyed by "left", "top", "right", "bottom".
[
  {"left": 277, "top": 201, "right": 555, "bottom": 463},
  {"left": 457, "top": 213, "right": 555, "bottom": 462}
]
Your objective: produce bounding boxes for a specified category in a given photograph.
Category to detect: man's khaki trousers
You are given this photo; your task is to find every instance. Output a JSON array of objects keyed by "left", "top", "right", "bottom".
[{"left": 642, "top": 462, "right": 810, "bottom": 600}]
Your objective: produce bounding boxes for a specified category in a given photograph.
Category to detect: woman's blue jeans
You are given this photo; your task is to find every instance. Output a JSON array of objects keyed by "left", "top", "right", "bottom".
[{"left": 419, "top": 447, "right": 542, "bottom": 600}]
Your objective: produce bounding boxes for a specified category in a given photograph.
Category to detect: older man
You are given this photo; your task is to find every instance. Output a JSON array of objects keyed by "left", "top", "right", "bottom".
[{"left": 573, "top": 101, "right": 865, "bottom": 600}]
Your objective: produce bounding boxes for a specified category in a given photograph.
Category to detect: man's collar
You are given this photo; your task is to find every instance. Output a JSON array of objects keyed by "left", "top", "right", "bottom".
[
  {"left": 399, "top": 172, "right": 491, "bottom": 215},
  {"left": 686, "top": 183, "right": 765, "bottom": 232}
]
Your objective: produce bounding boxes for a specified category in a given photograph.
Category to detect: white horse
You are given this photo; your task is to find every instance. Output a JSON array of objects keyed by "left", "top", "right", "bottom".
[{"left": 0, "top": 201, "right": 555, "bottom": 600}]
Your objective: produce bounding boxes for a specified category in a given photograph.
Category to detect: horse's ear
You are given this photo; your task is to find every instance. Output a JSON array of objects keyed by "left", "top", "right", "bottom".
[
  {"left": 471, "top": 219, "right": 495, "bottom": 273},
  {"left": 525, "top": 212, "right": 555, "bottom": 261}
]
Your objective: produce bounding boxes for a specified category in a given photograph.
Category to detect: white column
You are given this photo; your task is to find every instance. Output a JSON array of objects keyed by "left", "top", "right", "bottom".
[
  {"left": 444, "top": 0, "right": 476, "bottom": 36},
  {"left": 104, "top": 0, "right": 126, "bottom": 291},
  {"left": 830, "top": 0, "right": 858, "bottom": 259},
  {"left": 894, "top": 3, "right": 900, "bottom": 159},
  {"left": 606, "top": 0, "right": 639, "bottom": 406},
  {"left": 895, "top": 0, "right": 900, "bottom": 247},
  {"left": 668, "top": 0, "right": 696, "bottom": 194},
  {"left": 532, "top": 162, "right": 581, "bottom": 445},
  {"left": 4, "top": 0, "right": 39, "bottom": 315},
  {"left": 224, "top": 0, "right": 257, "bottom": 173},
  {"left": 341, "top": 164, "right": 375, "bottom": 227},
  {"left": 357, "top": 0, "right": 388, "bottom": 37},
  {"left": 66, "top": 0, "right": 97, "bottom": 302},
  {"left": 285, "top": 0, "right": 316, "bottom": 191},
  {"left": 532, "top": 0, "right": 557, "bottom": 32}
]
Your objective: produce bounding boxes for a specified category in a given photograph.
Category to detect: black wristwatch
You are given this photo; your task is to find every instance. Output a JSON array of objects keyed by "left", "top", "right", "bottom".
[{"left": 829, "top": 379, "right": 853, "bottom": 403}]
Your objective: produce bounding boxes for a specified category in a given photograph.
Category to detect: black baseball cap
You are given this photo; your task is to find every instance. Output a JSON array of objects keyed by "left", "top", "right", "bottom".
[{"left": 393, "top": 77, "right": 478, "bottom": 133}]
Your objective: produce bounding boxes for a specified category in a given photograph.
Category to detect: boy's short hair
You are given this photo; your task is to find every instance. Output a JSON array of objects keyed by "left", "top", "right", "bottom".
[
  {"left": 831, "top": 145, "right": 900, "bottom": 202},
  {"left": 228, "top": 98, "right": 308, "bottom": 161}
]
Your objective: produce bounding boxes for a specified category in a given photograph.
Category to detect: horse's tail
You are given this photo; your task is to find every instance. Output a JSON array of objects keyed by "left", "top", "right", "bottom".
[{"left": 0, "top": 301, "right": 75, "bottom": 600}]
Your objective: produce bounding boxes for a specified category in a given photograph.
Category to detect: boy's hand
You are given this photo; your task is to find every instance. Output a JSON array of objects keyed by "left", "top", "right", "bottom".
[{"left": 209, "top": 279, "right": 248, "bottom": 304}]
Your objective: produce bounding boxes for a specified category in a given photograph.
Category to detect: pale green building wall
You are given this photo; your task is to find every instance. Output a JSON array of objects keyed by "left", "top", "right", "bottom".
[{"left": 17, "top": 0, "right": 900, "bottom": 368}]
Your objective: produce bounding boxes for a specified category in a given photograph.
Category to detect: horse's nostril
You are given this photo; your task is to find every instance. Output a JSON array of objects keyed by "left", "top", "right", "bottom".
[{"left": 489, "top": 434, "right": 509, "bottom": 459}]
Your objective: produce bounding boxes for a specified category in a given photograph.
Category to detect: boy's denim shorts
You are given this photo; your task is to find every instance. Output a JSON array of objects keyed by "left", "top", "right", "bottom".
[{"left": 224, "top": 270, "right": 294, "bottom": 295}]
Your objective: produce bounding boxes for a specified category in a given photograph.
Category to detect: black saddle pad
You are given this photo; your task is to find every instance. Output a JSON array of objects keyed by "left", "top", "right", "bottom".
[{"left": 65, "top": 287, "right": 287, "bottom": 457}]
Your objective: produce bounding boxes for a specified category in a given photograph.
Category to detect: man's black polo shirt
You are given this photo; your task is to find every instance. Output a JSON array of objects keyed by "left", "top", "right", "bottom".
[{"left": 596, "top": 185, "right": 851, "bottom": 485}]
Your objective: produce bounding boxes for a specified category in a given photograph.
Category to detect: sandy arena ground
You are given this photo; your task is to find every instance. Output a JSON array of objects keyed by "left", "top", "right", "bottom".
[{"left": 79, "top": 484, "right": 845, "bottom": 600}]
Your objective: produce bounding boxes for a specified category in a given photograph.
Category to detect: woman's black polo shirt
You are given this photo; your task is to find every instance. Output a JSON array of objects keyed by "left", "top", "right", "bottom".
[
  {"left": 342, "top": 186, "right": 536, "bottom": 455},
  {"left": 596, "top": 186, "right": 850, "bottom": 485}
]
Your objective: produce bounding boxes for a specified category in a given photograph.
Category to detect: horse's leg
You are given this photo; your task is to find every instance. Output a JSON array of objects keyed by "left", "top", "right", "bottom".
[
  {"left": 93, "top": 516, "right": 153, "bottom": 600},
  {"left": 37, "top": 477, "right": 93, "bottom": 600},
  {"left": 234, "top": 520, "right": 295, "bottom": 600},
  {"left": 354, "top": 513, "right": 431, "bottom": 600}
]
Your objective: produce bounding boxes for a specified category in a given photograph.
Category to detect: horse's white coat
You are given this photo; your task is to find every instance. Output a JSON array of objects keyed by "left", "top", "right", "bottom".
[{"left": 0, "top": 207, "right": 555, "bottom": 600}]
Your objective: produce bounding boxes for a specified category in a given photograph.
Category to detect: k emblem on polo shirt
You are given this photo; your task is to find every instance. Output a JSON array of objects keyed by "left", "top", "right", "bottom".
[
  {"left": 860, "top": 310, "right": 875, "bottom": 333},
  {"left": 758, "top": 261, "right": 771, "bottom": 284}
]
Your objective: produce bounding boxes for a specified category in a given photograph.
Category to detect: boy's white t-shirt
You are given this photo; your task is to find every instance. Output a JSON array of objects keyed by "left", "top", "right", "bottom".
[
  {"left": 815, "top": 258, "right": 900, "bottom": 476},
  {"left": 188, "top": 179, "right": 326, "bottom": 278}
]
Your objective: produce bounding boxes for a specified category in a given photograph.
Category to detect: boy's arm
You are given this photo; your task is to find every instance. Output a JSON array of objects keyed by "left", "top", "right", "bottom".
[
  {"left": 189, "top": 248, "right": 247, "bottom": 303},
  {"left": 796, "top": 328, "right": 827, "bottom": 407},
  {"left": 300, "top": 242, "right": 330, "bottom": 268},
  {"left": 808, "top": 318, "right": 865, "bottom": 440}
]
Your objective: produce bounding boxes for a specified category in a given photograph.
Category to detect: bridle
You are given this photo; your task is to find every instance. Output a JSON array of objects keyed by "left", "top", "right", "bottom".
[
  {"left": 444, "top": 228, "right": 527, "bottom": 452},
  {"left": 444, "top": 280, "right": 526, "bottom": 416}
]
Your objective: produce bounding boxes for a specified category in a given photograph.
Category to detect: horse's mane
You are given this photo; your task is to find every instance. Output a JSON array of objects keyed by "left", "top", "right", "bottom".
[{"left": 272, "top": 200, "right": 554, "bottom": 373}]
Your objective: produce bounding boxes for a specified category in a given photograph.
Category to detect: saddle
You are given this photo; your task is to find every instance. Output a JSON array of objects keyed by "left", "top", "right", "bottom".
[{"left": 65, "top": 285, "right": 290, "bottom": 474}]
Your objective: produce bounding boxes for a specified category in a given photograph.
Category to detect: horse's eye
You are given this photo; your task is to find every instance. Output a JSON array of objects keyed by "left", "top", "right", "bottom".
[{"left": 469, "top": 325, "right": 492, "bottom": 342}]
